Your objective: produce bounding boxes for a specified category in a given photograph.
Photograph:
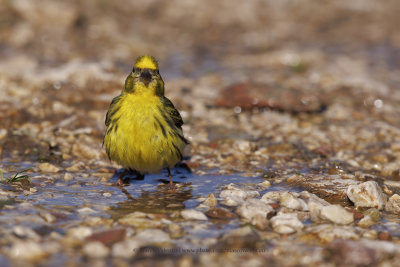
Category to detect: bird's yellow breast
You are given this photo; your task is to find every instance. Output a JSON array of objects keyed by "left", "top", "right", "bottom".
[{"left": 104, "top": 93, "right": 185, "bottom": 173}]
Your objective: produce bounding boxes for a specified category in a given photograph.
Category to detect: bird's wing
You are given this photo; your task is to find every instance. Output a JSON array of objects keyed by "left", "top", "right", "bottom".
[
  {"left": 105, "top": 95, "right": 122, "bottom": 127},
  {"left": 161, "top": 96, "right": 184, "bottom": 128}
]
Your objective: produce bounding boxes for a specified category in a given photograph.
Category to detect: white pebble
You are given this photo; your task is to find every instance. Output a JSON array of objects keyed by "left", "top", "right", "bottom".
[
  {"left": 280, "top": 192, "right": 309, "bottom": 211},
  {"left": 135, "top": 229, "right": 170, "bottom": 243},
  {"left": 347, "top": 181, "right": 386, "bottom": 210},
  {"left": 112, "top": 239, "right": 142, "bottom": 258},
  {"left": 181, "top": 209, "right": 208, "bottom": 220},
  {"left": 319, "top": 205, "right": 354, "bottom": 225},
  {"left": 270, "top": 212, "right": 304, "bottom": 234},
  {"left": 83, "top": 241, "right": 109, "bottom": 258},
  {"left": 38, "top": 162, "right": 60, "bottom": 173},
  {"left": 385, "top": 194, "right": 400, "bottom": 214}
]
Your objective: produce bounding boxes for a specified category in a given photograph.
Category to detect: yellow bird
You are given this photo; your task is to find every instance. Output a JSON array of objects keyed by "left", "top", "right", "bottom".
[{"left": 103, "top": 55, "right": 188, "bottom": 188}]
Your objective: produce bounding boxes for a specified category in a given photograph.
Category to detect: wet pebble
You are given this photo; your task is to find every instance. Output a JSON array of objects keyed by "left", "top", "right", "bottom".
[
  {"left": 258, "top": 180, "right": 271, "bottom": 188},
  {"left": 220, "top": 185, "right": 259, "bottom": 199},
  {"left": 358, "top": 215, "right": 375, "bottom": 228},
  {"left": 270, "top": 212, "right": 304, "bottom": 234},
  {"left": 67, "top": 226, "right": 93, "bottom": 240},
  {"left": 112, "top": 239, "right": 141, "bottom": 259},
  {"left": 220, "top": 185, "right": 260, "bottom": 207},
  {"left": 205, "top": 207, "right": 237, "bottom": 220},
  {"left": 71, "top": 143, "right": 101, "bottom": 159},
  {"left": 280, "top": 192, "right": 308, "bottom": 211},
  {"left": 347, "top": 181, "right": 387, "bottom": 210},
  {"left": 202, "top": 193, "right": 217, "bottom": 208},
  {"left": 38, "top": 162, "right": 60, "bottom": 173},
  {"left": 309, "top": 225, "right": 359, "bottom": 242},
  {"left": 181, "top": 209, "right": 208, "bottom": 221},
  {"left": 135, "top": 229, "right": 170, "bottom": 243},
  {"left": 261, "top": 191, "right": 284, "bottom": 204},
  {"left": 9, "top": 241, "right": 47, "bottom": 261},
  {"left": 77, "top": 207, "right": 96, "bottom": 214},
  {"left": 12, "top": 226, "right": 40, "bottom": 241},
  {"left": 102, "top": 192, "right": 112, "bottom": 198},
  {"left": 385, "top": 194, "right": 400, "bottom": 214},
  {"left": 364, "top": 208, "right": 380, "bottom": 222},
  {"left": 118, "top": 213, "right": 163, "bottom": 228},
  {"left": 39, "top": 212, "right": 56, "bottom": 223},
  {"left": 236, "top": 198, "right": 273, "bottom": 229},
  {"left": 82, "top": 241, "right": 110, "bottom": 258},
  {"left": 319, "top": 205, "right": 354, "bottom": 225},
  {"left": 86, "top": 228, "right": 126, "bottom": 246},
  {"left": 301, "top": 191, "right": 330, "bottom": 222}
]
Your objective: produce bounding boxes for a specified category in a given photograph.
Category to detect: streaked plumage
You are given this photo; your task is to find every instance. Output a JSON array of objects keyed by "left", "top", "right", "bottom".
[{"left": 103, "top": 55, "right": 188, "bottom": 187}]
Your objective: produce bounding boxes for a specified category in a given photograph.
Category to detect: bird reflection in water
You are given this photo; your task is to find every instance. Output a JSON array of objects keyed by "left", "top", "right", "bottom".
[{"left": 108, "top": 165, "right": 193, "bottom": 216}]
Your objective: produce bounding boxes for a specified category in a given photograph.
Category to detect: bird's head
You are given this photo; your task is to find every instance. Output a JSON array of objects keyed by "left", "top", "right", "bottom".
[{"left": 123, "top": 55, "right": 164, "bottom": 96}]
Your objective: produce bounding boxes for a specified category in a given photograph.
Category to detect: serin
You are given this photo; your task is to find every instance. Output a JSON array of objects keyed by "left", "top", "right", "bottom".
[{"left": 103, "top": 55, "right": 188, "bottom": 188}]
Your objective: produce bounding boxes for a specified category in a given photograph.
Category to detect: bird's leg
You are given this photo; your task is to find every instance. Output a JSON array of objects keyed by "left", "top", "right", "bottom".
[
  {"left": 167, "top": 167, "right": 174, "bottom": 189},
  {"left": 114, "top": 169, "right": 129, "bottom": 186}
]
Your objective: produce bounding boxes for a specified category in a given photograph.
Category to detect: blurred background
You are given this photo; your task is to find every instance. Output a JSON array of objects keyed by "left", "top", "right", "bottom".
[
  {"left": 1, "top": 0, "right": 400, "bottom": 80},
  {"left": 1, "top": 0, "right": 400, "bottom": 167},
  {"left": 1, "top": 1, "right": 400, "bottom": 265}
]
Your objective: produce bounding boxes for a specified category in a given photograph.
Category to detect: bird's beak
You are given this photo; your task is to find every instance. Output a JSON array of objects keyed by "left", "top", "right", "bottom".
[{"left": 140, "top": 69, "right": 152, "bottom": 86}]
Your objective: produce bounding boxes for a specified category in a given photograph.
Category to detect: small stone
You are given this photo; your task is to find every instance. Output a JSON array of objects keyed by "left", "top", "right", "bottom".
[
  {"left": 302, "top": 192, "right": 330, "bottom": 222},
  {"left": 30, "top": 187, "right": 37, "bottom": 193},
  {"left": 258, "top": 180, "right": 271, "bottom": 188},
  {"left": 112, "top": 239, "right": 142, "bottom": 258},
  {"left": 77, "top": 207, "right": 96, "bottom": 214},
  {"left": 378, "top": 231, "right": 391, "bottom": 241},
  {"left": 13, "top": 226, "right": 40, "bottom": 241},
  {"left": 261, "top": 191, "right": 284, "bottom": 204},
  {"left": 310, "top": 225, "right": 359, "bottom": 242},
  {"left": 347, "top": 181, "right": 386, "bottom": 210},
  {"left": 168, "top": 223, "right": 184, "bottom": 239},
  {"left": 352, "top": 210, "right": 364, "bottom": 220},
  {"left": 71, "top": 143, "right": 101, "bottom": 160},
  {"left": 205, "top": 207, "right": 237, "bottom": 219},
  {"left": 270, "top": 212, "right": 304, "bottom": 234},
  {"left": 223, "top": 225, "right": 255, "bottom": 238},
  {"left": 67, "top": 226, "right": 93, "bottom": 240},
  {"left": 364, "top": 208, "right": 380, "bottom": 222},
  {"left": 181, "top": 209, "right": 208, "bottom": 220},
  {"left": 222, "top": 196, "right": 245, "bottom": 206},
  {"left": 38, "top": 162, "right": 60, "bottom": 173},
  {"left": 118, "top": 214, "right": 162, "bottom": 228},
  {"left": 220, "top": 189, "right": 259, "bottom": 200},
  {"left": 63, "top": 173, "right": 74, "bottom": 181},
  {"left": 319, "top": 205, "right": 354, "bottom": 225},
  {"left": 236, "top": 198, "right": 274, "bottom": 229},
  {"left": 9, "top": 241, "right": 47, "bottom": 261},
  {"left": 0, "top": 129, "right": 7, "bottom": 140},
  {"left": 82, "top": 241, "right": 110, "bottom": 258},
  {"left": 103, "top": 192, "right": 112, "bottom": 198},
  {"left": 220, "top": 184, "right": 260, "bottom": 207},
  {"left": 39, "top": 212, "right": 56, "bottom": 223},
  {"left": 86, "top": 228, "right": 126, "bottom": 246},
  {"left": 280, "top": 192, "right": 308, "bottom": 211},
  {"left": 358, "top": 215, "right": 375, "bottom": 228},
  {"left": 385, "top": 194, "right": 400, "bottom": 214},
  {"left": 65, "top": 163, "right": 85, "bottom": 172},
  {"left": 202, "top": 193, "right": 217, "bottom": 207},
  {"left": 362, "top": 230, "right": 378, "bottom": 239},
  {"left": 135, "top": 229, "right": 170, "bottom": 243}
]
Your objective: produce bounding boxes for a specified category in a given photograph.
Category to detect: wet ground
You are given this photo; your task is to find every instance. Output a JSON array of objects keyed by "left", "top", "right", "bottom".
[{"left": 1, "top": 0, "right": 400, "bottom": 266}]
